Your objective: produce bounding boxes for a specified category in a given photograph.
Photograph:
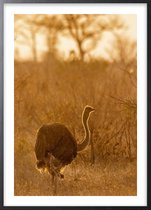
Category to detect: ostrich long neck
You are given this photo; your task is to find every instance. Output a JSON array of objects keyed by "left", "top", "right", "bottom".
[{"left": 77, "top": 111, "right": 90, "bottom": 152}]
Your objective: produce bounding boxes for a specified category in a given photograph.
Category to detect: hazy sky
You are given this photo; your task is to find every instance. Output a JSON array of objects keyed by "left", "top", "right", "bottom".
[
  {"left": 123, "top": 15, "right": 136, "bottom": 39},
  {"left": 15, "top": 15, "right": 137, "bottom": 61}
]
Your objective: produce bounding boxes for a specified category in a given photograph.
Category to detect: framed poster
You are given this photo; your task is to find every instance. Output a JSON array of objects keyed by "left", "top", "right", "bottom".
[{"left": 0, "top": 0, "right": 150, "bottom": 209}]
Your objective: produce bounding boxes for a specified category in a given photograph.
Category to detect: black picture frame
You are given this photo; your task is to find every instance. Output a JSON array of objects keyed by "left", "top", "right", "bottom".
[{"left": 0, "top": 0, "right": 151, "bottom": 209}]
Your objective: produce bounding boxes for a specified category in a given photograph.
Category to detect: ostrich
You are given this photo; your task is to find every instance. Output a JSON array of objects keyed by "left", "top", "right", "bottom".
[{"left": 35, "top": 105, "right": 95, "bottom": 194}]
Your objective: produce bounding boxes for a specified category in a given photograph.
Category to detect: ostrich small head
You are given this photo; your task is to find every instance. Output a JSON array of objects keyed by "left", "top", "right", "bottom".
[{"left": 83, "top": 105, "right": 95, "bottom": 119}]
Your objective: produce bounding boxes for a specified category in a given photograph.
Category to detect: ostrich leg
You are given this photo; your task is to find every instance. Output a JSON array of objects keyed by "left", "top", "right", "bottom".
[
  {"left": 46, "top": 165, "right": 58, "bottom": 195},
  {"left": 51, "top": 173, "right": 58, "bottom": 195},
  {"left": 46, "top": 156, "right": 63, "bottom": 195},
  {"left": 50, "top": 165, "right": 64, "bottom": 195}
]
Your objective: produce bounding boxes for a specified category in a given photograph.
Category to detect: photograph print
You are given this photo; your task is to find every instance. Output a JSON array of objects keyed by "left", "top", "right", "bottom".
[{"left": 14, "top": 14, "right": 137, "bottom": 196}]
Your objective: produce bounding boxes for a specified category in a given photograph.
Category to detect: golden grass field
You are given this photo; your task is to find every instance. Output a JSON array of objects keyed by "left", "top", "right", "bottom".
[{"left": 14, "top": 59, "right": 137, "bottom": 196}]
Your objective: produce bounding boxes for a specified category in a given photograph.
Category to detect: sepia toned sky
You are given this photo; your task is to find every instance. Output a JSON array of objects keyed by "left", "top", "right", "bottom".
[
  {"left": 123, "top": 15, "right": 136, "bottom": 38},
  {"left": 15, "top": 15, "right": 136, "bottom": 61}
]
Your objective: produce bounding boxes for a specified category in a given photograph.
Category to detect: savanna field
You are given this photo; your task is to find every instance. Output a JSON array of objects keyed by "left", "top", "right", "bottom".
[{"left": 14, "top": 59, "right": 137, "bottom": 196}]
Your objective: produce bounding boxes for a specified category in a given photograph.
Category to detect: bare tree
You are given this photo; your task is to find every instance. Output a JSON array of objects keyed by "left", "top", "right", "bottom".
[{"left": 62, "top": 15, "right": 125, "bottom": 61}]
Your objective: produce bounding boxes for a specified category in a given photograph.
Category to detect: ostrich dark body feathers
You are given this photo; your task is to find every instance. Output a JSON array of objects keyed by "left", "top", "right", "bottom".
[{"left": 35, "top": 123, "right": 77, "bottom": 166}]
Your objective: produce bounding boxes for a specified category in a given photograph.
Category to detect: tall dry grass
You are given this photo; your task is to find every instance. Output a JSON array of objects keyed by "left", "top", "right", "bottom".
[{"left": 14, "top": 58, "right": 136, "bottom": 196}]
